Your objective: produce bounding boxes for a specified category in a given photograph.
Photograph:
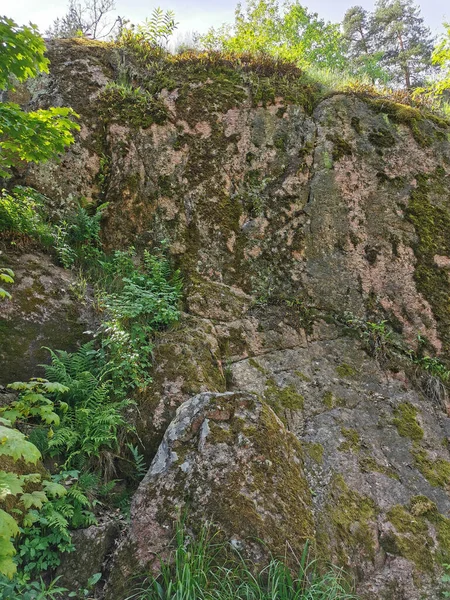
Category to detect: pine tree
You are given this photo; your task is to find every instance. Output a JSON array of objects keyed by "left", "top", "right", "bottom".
[
  {"left": 372, "top": 0, "right": 434, "bottom": 88},
  {"left": 343, "top": 6, "right": 387, "bottom": 83}
]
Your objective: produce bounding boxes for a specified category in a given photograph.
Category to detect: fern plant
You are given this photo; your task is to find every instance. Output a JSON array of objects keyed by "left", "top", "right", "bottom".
[
  {"left": 43, "top": 343, "right": 135, "bottom": 478},
  {"left": 100, "top": 250, "right": 182, "bottom": 391},
  {"left": 53, "top": 202, "right": 107, "bottom": 269},
  {"left": 119, "top": 8, "right": 178, "bottom": 52}
]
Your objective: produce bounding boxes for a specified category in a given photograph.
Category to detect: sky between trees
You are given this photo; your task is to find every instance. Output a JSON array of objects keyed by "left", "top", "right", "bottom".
[{"left": 7, "top": 0, "right": 448, "bottom": 38}]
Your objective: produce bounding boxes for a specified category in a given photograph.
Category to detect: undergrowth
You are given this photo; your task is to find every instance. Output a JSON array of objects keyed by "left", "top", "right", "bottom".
[
  {"left": 126, "top": 522, "right": 359, "bottom": 600},
  {"left": 1, "top": 185, "right": 182, "bottom": 592}
]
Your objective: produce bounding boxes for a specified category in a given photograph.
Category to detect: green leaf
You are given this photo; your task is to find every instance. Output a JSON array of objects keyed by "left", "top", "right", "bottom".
[
  {"left": 0, "top": 555, "right": 17, "bottom": 579},
  {"left": 0, "top": 425, "right": 41, "bottom": 463},
  {"left": 0, "top": 509, "right": 19, "bottom": 538},
  {"left": 0, "top": 471, "right": 24, "bottom": 500},
  {"left": 42, "top": 480, "right": 67, "bottom": 498},
  {"left": 43, "top": 382, "right": 69, "bottom": 393},
  {"left": 20, "top": 490, "right": 48, "bottom": 510},
  {"left": 22, "top": 509, "right": 39, "bottom": 527}
]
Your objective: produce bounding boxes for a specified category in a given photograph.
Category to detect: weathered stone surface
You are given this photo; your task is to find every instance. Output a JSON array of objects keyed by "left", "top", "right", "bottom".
[
  {"left": 0, "top": 250, "right": 95, "bottom": 385},
  {"left": 104, "top": 391, "right": 314, "bottom": 600},
  {"left": 56, "top": 519, "right": 121, "bottom": 595},
  {"left": 11, "top": 40, "right": 450, "bottom": 599}
]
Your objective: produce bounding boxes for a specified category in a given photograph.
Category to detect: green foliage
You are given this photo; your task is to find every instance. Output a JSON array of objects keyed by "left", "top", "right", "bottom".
[
  {"left": 0, "top": 103, "right": 80, "bottom": 178},
  {"left": 370, "top": 0, "right": 434, "bottom": 89},
  {"left": 0, "top": 415, "right": 59, "bottom": 579},
  {"left": 0, "top": 187, "right": 53, "bottom": 245},
  {"left": 126, "top": 523, "right": 358, "bottom": 600},
  {"left": 342, "top": 6, "right": 389, "bottom": 83},
  {"left": 0, "top": 267, "right": 14, "bottom": 300},
  {"left": 3, "top": 379, "right": 69, "bottom": 427},
  {"left": 53, "top": 202, "right": 106, "bottom": 269},
  {"left": 0, "top": 17, "right": 48, "bottom": 89},
  {"left": 0, "top": 573, "right": 68, "bottom": 600},
  {"left": 118, "top": 7, "right": 178, "bottom": 51},
  {"left": 127, "top": 444, "right": 147, "bottom": 480},
  {"left": 99, "top": 81, "right": 168, "bottom": 128},
  {"left": 0, "top": 418, "right": 41, "bottom": 465},
  {"left": 413, "top": 354, "right": 450, "bottom": 381},
  {"left": 198, "top": 0, "right": 348, "bottom": 71},
  {"left": 0, "top": 17, "right": 79, "bottom": 178},
  {"left": 43, "top": 343, "right": 134, "bottom": 476},
  {"left": 17, "top": 473, "right": 96, "bottom": 576},
  {"left": 430, "top": 23, "right": 450, "bottom": 95},
  {"left": 99, "top": 250, "right": 182, "bottom": 391}
]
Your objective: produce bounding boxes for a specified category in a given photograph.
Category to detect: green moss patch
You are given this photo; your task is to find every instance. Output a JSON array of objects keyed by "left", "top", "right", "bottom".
[
  {"left": 303, "top": 442, "right": 324, "bottom": 464},
  {"left": 405, "top": 170, "right": 450, "bottom": 354},
  {"left": 322, "top": 391, "right": 334, "bottom": 409},
  {"left": 360, "top": 97, "right": 449, "bottom": 148},
  {"left": 264, "top": 379, "right": 305, "bottom": 422},
  {"left": 321, "top": 475, "right": 378, "bottom": 564},
  {"left": 386, "top": 504, "right": 434, "bottom": 572},
  {"left": 412, "top": 446, "right": 450, "bottom": 487},
  {"left": 335, "top": 363, "right": 357, "bottom": 378},
  {"left": 392, "top": 402, "right": 424, "bottom": 442},
  {"left": 326, "top": 134, "right": 352, "bottom": 162},
  {"left": 359, "top": 456, "right": 399, "bottom": 480},
  {"left": 98, "top": 83, "right": 168, "bottom": 128},
  {"left": 210, "top": 402, "right": 315, "bottom": 562},
  {"left": 384, "top": 497, "right": 450, "bottom": 571},
  {"left": 368, "top": 128, "right": 396, "bottom": 148},
  {"left": 295, "top": 371, "right": 311, "bottom": 383},
  {"left": 339, "top": 428, "right": 361, "bottom": 452}
]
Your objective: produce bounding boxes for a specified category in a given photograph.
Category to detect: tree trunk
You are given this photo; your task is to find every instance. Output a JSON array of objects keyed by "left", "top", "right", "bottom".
[{"left": 397, "top": 32, "right": 411, "bottom": 88}]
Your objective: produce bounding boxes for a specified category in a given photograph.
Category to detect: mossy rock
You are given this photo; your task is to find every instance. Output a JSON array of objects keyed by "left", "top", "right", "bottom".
[
  {"left": 0, "top": 251, "right": 95, "bottom": 386},
  {"left": 383, "top": 497, "right": 450, "bottom": 573},
  {"left": 392, "top": 402, "right": 424, "bottom": 442},
  {"left": 318, "top": 475, "right": 378, "bottom": 567},
  {"left": 405, "top": 169, "right": 450, "bottom": 354},
  {"left": 106, "top": 391, "right": 315, "bottom": 597}
]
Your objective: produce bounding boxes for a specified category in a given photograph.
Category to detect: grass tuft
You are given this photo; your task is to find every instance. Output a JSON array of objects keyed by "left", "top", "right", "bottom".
[{"left": 126, "top": 522, "right": 359, "bottom": 600}]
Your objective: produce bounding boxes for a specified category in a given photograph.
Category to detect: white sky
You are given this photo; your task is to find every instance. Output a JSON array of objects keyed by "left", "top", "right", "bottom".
[{"left": 4, "top": 0, "right": 448, "bottom": 38}]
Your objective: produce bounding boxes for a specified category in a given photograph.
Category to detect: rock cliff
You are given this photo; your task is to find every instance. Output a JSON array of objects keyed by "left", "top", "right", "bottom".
[{"left": 3, "top": 39, "right": 450, "bottom": 599}]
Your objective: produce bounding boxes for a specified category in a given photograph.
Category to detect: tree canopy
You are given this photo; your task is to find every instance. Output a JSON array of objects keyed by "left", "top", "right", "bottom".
[
  {"left": 198, "top": 0, "right": 349, "bottom": 70},
  {"left": 372, "top": 0, "right": 434, "bottom": 88},
  {"left": 430, "top": 23, "right": 450, "bottom": 95}
]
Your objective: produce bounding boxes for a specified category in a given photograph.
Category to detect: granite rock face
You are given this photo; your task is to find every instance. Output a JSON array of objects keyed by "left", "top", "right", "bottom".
[
  {"left": 0, "top": 250, "right": 95, "bottom": 385},
  {"left": 6, "top": 39, "right": 450, "bottom": 599}
]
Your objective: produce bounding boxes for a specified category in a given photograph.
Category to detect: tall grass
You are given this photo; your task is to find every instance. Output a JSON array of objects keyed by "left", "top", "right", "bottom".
[{"left": 125, "top": 524, "right": 359, "bottom": 600}]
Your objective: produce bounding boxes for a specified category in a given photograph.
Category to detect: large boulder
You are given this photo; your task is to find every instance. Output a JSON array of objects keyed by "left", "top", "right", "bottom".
[{"left": 104, "top": 391, "right": 314, "bottom": 599}]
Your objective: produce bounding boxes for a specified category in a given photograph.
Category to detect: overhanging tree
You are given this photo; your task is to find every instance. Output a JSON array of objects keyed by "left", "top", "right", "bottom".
[
  {"left": 430, "top": 23, "right": 450, "bottom": 95},
  {"left": 0, "top": 16, "right": 79, "bottom": 179}
]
